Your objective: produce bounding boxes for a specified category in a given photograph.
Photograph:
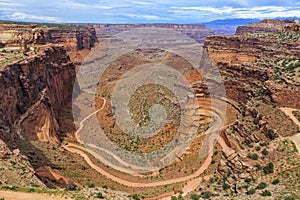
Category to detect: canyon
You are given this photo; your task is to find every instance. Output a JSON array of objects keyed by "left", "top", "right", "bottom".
[{"left": 0, "top": 19, "right": 299, "bottom": 200}]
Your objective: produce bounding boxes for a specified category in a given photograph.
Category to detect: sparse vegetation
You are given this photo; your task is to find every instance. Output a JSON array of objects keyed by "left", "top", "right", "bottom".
[
  {"left": 201, "top": 191, "right": 212, "bottom": 199},
  {"left": 246, "top": 188, "right": 256, "bottom": 195},
  {"left": 248, "top": 153, "right": 259, "bottom": 160},
  {"left": 271, "top": 179, "right": 280, "bottom": 185},
  {"left": 191, "top": 194, "right": 200, "bottom": 200},
  {"left": 261, "top": 190, "right": 272, "bottom": 196},
  {"left": 263, "top": 162, "right": 274, "bottom": 174},
  {"left": 96, "top": 192, "right": 104, "bottom": 199},
  {"left": 222, "top": 183, "right": 230, "bottom": 190},
  {"left": 132, "top": 194, "right": 140, "bottom": 200},
  {"left": 256, "top": 182, "right": 267, "bottom": 190}
]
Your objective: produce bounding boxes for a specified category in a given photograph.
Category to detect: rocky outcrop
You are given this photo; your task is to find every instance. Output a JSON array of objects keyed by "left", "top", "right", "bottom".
[
  {"left": 0, "top": 45, "right": 76, "bottom": 145},
  {"left": 235, "top": 19, "right": 297, "bottom": 35},
  {"left": 0, "top": 24, "right": 98, "bottom": 63},
  {"left": 46, "top": 28, "right": 97, "bottom": 50},
  {"left": 205, "top": 35, "right": 300, "bottom": 59},
  {"left": 204, "top": 20, "right": 300, "bottom": 109}
]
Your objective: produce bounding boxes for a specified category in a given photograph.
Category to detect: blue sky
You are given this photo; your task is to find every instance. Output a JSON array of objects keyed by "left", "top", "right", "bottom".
[{"left": 0, "top": 0, "right": 300, "bottom": 23}]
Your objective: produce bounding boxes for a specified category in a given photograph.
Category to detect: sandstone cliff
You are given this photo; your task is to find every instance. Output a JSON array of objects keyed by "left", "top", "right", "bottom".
[
  {"left": 88, "top": 23, "right": 214, "bottom": 43},
  {"left": 204, "top": 20, "right": 300, "bottom": 109},
  {"left": 0, "top": 45, "right": 76, "bottom": 145}
]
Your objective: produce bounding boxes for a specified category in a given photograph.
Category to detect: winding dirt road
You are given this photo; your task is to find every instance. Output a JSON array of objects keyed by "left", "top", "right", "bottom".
[
  {"left": 64, "top": 96, "right": 235, "bottom": 198},
  {"left": 280, "top": 107, "right": 300, "bottom": 153}
]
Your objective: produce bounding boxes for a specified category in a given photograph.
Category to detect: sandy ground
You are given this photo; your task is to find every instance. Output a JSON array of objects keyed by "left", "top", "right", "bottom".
[{"left": 0, "top": 190, "right": 72, "bottom": 200}]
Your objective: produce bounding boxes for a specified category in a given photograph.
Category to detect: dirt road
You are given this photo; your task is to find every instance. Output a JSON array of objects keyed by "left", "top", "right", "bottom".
[
  {"left": 64, "top": 96, "right": 235, "bottom": 199},
  {"left": 280, "top": 107, "right": 300, "bottom": 153},
  {"left": 0, "top": 190, "right": 72, "bottom": 200}
]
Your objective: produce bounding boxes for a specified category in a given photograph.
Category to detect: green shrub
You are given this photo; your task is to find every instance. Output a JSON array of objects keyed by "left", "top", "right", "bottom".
[
  {"left": 88, "top": 183, "right": 95, "bottom": 188},
  {"left": 191, "top": 194, "right": 200, "bottom": 200},
  {"left": 248, "top": 153, "right": 259, "bottom": 160},
  {"left": 132, "top": 194, "right": 140, "bottom": 200},
  {"left": 201, "top": 191, "right": 212, "bottom": 199},
  {"left": 284, "top": 196, "right": 295, "bottom": 200},
  {"left": 9, "top": 160, "right": 16, "bottom": 165},
  {"left": 222, "top": 183, "right": 230, "bottom": 190},
  {"left": 261, "top": 190, "right": 272, "bottom": 196},
  {"left": 263, "top": 162, "right": 274, "bottom": 174},
  {"left": 245, "top": 178, "right": 252, "bottom": 184},
  {"left": 271, "top": 179, "right": 280, "bottom": 185},
  {"left": 27, "top": 188, "right": 35, "bottom": 193},
  {"left": 178, "top": 195, "right": 184, "bottom": 200},
  {"left": 256, "top": 182, "right": 267, "bottom": 190},
  {"left": 246, "top": 188, "right": 256, "bottom": 195},
  {"left": 171, "top": 196, "right": 177, "bottom": 200},
  {"left": 255, "top": 163, "right": 262, "bottom": 170},
  {"left": 96, "top": 192, "right": 104, "bottom": 199},
  {"left": 262, "top": 148, "right": 269, "bottom": 155}
]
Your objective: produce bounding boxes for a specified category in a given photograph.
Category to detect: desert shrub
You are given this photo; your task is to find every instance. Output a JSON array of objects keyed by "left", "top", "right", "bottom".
[
  {"left": 222, "top": 183, "right": 230, "bottom": 190},
  {"left": 248, "top": 153, "right": 259, "bottom": 160},
  {"left": 191, "top": 194, "right": 200, "bottom": 200},
  {"left": 262, "top": 148, "right": 269, "bottom": 155},
  {"left": 272, "top": 179, "right": 280, "bottom": 185},
  {"left": 263, "top": 162, "right": 274, "bottom": 174},
  {"left": 171, "top": 196, "right": 177, "bottom": 200},
  {"left": 96, "top": 192, "right": 104, "bottom": 199},
  {"left": 132, "top": 194, "right": 140, "bottom": 200},
  {"left": 255, "top": 163, "right": 262, "bottom": 170},
  {"left": 256, "top": 182, "right": 267, "bottom": 190},
  {"left": 201, "top": 191, "right": 212, "bottom": 199},
  {"left": 245, "top": 178, "right": 252, "bottom": 184},
  {"left": 178, "top": 195, "right": 184, "bottom": 200},
  {"left": 261, "top": 190, "right": 272, "bottom": 196},
  {"left": 246, "top": 188, "right": 256, "bottom": 195},
  {"left": 87, "top": 183, "right": 95, "bottom": 188},
  {"left": 284, "top": 196, "right": 295, "bottom": 200}
]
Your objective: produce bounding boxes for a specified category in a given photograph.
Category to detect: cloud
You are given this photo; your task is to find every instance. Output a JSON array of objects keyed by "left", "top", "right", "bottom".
[
  {"left": 0, "top": 0, "right": 299, "bottom": 23},
  {"left": 60, "top": 0, "right": 113, "bottom": 10},
  {"left": 9, "top": 12, "right": 61, "bottom": 23},
  {"left": 124, "top": 13, "right": 160, "bottom": 20}
]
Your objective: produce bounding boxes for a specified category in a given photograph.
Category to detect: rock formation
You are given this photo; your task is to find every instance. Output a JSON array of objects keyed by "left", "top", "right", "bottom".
[
  {"left": 0, "top": 46, "right": 75, "bottom": 145},
  {"left": 204, "top": 20, "right": 300, "bottom": 109}
]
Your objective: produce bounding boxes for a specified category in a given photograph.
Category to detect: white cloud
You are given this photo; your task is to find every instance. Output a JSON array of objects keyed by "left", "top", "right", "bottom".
[
  {"left": 9, "top": 12, "right": 61, "bottom": 23},
  {"left": 234, "top": 9, "right": 300, "bottom": 18},
  {"left": 124, "top": 13, "right": 160, "bottom": 20},
  {"left": 60, "top": 0, "right": 113, "bottom": 10},
  {"left": 179, "top": 6, "right": 238, "bottom": 14},
  {"left": 171, "top": 5, "right": 300, "bottom": 21},
  {"left": 0, "top": 1, "right": 22, "bottom": 7}
]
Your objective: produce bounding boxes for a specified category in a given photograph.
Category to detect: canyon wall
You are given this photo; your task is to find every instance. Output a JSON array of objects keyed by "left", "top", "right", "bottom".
[
  {"left": 87, "top": 23, "right": 214, "bottom": 43},
  {"left": 0, "top": 46, "right": 76, "bottom": 145},
  {"left": 0, "top": 24, "right": 97, "bottom": 50},
  {"left": 204, "top": 20, "right": 300, "bottom": 108}
]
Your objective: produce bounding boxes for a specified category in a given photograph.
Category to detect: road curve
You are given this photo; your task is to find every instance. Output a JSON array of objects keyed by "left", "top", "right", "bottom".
[
  {"left": 280, "top": 107, "right": 300, "bottom": 153},
  {"left": 65, "top": 96, "right": 233, "bottom": 193}
]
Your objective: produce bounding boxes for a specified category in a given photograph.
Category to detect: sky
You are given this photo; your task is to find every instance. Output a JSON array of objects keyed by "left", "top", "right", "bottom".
[{"left": 0, "top": 0, "right": 300, "bottom": 23}]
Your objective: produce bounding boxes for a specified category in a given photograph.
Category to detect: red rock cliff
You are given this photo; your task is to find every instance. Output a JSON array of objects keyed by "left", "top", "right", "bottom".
[{"left": 0, "top": 45, "right": 76, "bottom": 145}]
